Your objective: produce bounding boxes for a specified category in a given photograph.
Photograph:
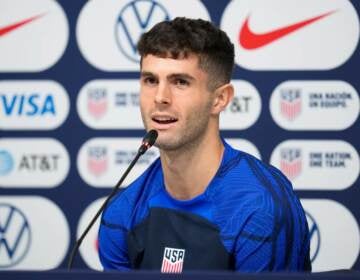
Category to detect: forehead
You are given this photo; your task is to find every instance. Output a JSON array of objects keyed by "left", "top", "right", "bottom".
[{"left": 141, "top": 54, "right": 206, "bottom": 78}]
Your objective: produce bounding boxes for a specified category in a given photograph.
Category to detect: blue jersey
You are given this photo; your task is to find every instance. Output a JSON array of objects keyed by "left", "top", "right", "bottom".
[{"left": 98, "top": 141, "right": 311, "bottom": 272}]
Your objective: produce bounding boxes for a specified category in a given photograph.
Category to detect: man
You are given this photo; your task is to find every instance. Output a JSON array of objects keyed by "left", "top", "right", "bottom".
[{"left": 98, "top": 17, "right": 311, "bottom": 272}]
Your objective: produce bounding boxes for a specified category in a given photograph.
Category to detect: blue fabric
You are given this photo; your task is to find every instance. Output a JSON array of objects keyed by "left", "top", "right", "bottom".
[{"left": 99, "top": 141, "right": 310, "bottom": 272}]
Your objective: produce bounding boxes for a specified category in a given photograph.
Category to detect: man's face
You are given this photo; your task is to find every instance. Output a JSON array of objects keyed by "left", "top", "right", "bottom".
[{"left": 139, "top": 54, "right": 215, "bottom": 151}]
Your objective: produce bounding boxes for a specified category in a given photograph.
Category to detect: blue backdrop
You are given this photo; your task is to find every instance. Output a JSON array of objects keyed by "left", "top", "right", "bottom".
[{"left": 0, "top": 0, "right": 359, "bottom": 272}]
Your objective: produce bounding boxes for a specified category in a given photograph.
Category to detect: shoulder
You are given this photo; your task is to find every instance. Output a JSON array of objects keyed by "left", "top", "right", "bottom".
[
  {"left": 101, "top": 158, "right": 163, "bottom": 230},
  {"left": 217, "top": 141, "right": 293, "bottom": 197},
  {"left": 214, "top": 142, "right": 310, "bottom": 269},
  {"left": 212, "top": 142, "right": 299, "bottom": 227}
]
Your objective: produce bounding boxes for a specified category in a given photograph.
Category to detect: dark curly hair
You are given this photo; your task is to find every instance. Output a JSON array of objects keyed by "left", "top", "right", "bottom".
[{"left": 137, "top": 17, "right": 234, "bottom": 91}]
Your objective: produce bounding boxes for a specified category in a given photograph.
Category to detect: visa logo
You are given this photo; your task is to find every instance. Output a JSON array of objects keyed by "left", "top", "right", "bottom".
[{"left": 1, "top": 94, "right": 56, "bottom": 116}]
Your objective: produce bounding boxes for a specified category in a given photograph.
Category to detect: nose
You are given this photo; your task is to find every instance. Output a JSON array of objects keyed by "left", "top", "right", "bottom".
[{"left": 154, "top": 83, "right": 171, "bottom": 105}]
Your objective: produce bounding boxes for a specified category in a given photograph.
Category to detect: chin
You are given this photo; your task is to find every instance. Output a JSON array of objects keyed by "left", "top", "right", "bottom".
[{"left": 154, "top": 138, "right": 182, "bottom": 151}]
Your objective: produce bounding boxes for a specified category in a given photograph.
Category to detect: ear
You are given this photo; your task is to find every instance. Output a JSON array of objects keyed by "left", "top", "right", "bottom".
[{"left": 211, "top": 83, "right": 234, "bottom": 115}]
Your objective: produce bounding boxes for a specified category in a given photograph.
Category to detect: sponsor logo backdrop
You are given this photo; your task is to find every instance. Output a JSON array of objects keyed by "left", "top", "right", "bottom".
[{"left": 0, "top": 0, "right": 359, "bottom": 272}]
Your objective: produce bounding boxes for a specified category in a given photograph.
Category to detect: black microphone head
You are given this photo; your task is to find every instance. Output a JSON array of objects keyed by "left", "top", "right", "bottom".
[
  {"left": 138, "top": 130, "right": 158, "bottom": 155},
  {"left": 143, "top": 129, "right": 158, "bottom": 146}
]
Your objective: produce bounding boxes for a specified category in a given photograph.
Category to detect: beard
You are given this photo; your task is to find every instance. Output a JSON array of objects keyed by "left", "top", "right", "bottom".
[
  {"left": 154, "top": 117, "right": 210, "bottom": 152},
  {"left": 141, "top": 101, "right": 213, "bottom": 152}
]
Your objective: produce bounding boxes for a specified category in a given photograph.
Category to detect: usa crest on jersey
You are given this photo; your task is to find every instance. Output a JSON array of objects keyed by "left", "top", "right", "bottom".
[{"left": 161, "top": 247, "right": 185, "bottom": 273}]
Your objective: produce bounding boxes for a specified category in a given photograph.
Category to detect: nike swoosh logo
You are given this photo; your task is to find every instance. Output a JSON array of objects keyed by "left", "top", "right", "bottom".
[
  {"left": 0, "top": 14, "right": 45, "bottom": 37},
  {"left": 239, "top": 10, "right": 337, "bottom": 50}
]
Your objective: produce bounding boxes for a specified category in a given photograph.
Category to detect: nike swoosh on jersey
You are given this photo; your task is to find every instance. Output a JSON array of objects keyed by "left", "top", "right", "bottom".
[
  {"left": 239, "top": 10, "right": 337, "bottom": 50},
  {"left": 0, "top": 14, "right": 45, "bottom": 37}
]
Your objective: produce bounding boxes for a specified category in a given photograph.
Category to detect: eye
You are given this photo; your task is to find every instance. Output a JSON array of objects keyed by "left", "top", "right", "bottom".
[
  {"left": 143, "top": 76, "right": 158, "bottom": 86},
  {"left": 174, "top": 78, "right": 190, "bottom": 87}
]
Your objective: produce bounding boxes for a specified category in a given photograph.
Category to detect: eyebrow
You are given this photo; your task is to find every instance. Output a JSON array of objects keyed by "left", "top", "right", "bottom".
[
  {"left": 140, "top": 71, "right": 155, "bottom": 78},
  {"left": 168, "top": 73, "right": 195, "bottom": 82},
  {"left": 140, "top": 71, "right": 195, "bottom": 82}
]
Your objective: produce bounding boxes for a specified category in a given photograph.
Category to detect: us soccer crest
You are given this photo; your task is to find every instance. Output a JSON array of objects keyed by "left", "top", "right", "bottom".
[
  {"left": 87, "top": 88, "right": 107, "bottom": 119},
  {"left": 87, "top": 147, "right": 108, "bottom": 177},
  {"left": 280, "top": 88, "right": 302, "bottom": 121},
  {"left": 161, "top": 247, "right": 185, "bottom": 273},
  {"left": 280, "top": 148, "right": 302, "bottom": 180}
]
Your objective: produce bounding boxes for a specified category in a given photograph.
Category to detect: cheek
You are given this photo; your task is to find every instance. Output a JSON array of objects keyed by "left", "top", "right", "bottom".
[
  {"left": 188, "top": 95, "right": 212, "bottom": 113},
  {"left": 181, "top": 102, "right": 207, "bottom": 123}
]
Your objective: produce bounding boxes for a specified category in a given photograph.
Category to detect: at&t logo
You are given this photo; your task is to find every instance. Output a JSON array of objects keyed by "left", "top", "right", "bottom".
[
  {"left": 0, "top": 138, "right": 70, "bottom": 188},
  {"left": 0, "top": 204, "right": 31, "bottom": 268},
  {"left": 115, "top": 0, "right": 170, "bottom": 62},
  {"left": 0, "top": 150, "right": 14, "bottom": 176},
  {"left": 220, "top": 80, "right": 261, "bottom": 130}
]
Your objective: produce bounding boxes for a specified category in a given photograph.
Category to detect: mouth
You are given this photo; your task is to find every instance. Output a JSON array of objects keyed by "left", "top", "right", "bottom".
[{"left": 151, "top": 116, "right": 178, "bottom": 125}]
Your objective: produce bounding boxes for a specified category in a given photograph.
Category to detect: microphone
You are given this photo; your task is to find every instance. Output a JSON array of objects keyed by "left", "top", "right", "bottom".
[
  {"left": 138, "top": 129, "right": 158, "bottom": 155},
  {"left": 67, "top": 130, "right": 158, "bottom": 270}
]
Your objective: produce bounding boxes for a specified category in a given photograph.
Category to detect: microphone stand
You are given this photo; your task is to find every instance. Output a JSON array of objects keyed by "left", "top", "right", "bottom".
[{"left": 67, "top": 131, "right": 157, "bottom": 270}]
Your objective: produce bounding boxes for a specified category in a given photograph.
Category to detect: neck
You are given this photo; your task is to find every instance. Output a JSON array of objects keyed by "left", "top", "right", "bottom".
[{"left": 160, "top": 131, "right": 224, "bottom": 200}]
